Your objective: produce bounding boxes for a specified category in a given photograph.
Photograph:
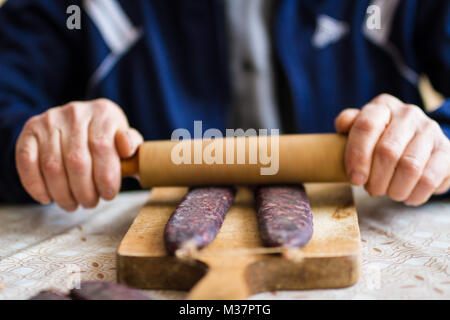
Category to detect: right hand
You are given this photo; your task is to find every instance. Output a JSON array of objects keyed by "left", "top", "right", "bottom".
[{"left": 15, "top": 99, "right": 143, "bottom": 211}]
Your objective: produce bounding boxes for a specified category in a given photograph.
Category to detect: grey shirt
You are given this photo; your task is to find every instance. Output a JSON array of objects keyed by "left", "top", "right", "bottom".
[{"left": 225, "top": 0, "right": 281, "bottom": 131}]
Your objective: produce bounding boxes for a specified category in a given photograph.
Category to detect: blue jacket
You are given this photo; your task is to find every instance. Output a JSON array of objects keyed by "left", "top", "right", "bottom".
[{"left": 0, "top": 0, "right": 449, "bottom": 202}]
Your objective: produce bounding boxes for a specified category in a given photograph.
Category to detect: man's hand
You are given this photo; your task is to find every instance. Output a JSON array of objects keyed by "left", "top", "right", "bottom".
[
  {"left": 15, "top": 99, "right": 143, "bottom": 211},
  {"left": 335, "top": 94, "right": 450, "bottom": 206}
]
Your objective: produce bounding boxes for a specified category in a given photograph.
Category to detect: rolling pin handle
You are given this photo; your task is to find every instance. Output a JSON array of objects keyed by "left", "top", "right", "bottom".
[{"left": 121, "top": 153, "right": 139, "bottom": 177}]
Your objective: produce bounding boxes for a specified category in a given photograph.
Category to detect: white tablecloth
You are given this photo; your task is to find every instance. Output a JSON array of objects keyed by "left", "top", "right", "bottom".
[{"left": 0, "top": 187, "right": 448, "bottom": 300}]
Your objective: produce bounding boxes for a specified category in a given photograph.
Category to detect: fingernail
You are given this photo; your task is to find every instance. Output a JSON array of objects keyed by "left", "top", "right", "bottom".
[
  {"left": 404, "top": 201, "right": 417, "bottom": 207},
  {"left": 40, "top": 196, "right": 51, "bottom": 205},
  {"left": 103, "top": 189, "right": 115, "bottom": 200},
  {"left": 126, "top": 131, "right": 133, "bottom": 147},
  {"left": 350, "top": 172, "right": 366, "bottom": 185},
  {"left": 62, "top": 203, "right": 78, "bottom": 212},
  {"left": 40, "top": 199, "right": 51, "bottom": 205}
]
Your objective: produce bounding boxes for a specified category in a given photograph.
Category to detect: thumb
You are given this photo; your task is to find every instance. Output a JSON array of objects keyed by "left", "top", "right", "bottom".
[
  {"left": 335, "top": 108, "right": 360, "bottom": 133},
  {"left": 115, "top": 128, "right": 144, "bottom": 159}
]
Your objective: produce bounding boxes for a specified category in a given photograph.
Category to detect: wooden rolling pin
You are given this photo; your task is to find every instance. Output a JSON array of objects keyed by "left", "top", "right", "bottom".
[{"left": 121, "top": 133, "right": 348, "bottom": 188}]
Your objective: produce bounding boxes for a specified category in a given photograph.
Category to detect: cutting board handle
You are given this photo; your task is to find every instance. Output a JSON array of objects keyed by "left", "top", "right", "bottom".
[{"left": 187, "top": 259, "right": 253, "bottom": 300}]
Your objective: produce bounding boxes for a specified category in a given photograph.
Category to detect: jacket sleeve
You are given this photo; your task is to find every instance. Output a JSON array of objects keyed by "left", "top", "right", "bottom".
[
  {"left": 0, "top": 0, "right": 85, "bottom": 203},
  {"left": 415, "top": 0, "right": 450, "bottom": 140}
]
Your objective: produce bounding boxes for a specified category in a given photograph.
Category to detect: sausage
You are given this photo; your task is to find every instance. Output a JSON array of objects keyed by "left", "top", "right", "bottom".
[
  {"left": 70, "top": 281, "right": 151, "bottom": 300},
  {"left": 29, "top": 290, "right": 71, "bottom": 300},
  {"left": 164, "top": 187, "right": 235, "bottom": 256},
  {"left": 29, "top": 282, "right": 151, "bottom": 300},
  {"left": 255, "top": 185, "right": 313, "bottom": 248}
]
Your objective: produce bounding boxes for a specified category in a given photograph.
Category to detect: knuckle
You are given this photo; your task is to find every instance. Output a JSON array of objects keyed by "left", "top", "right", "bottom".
[
  {"left": 374, "top": 93, "right": 397, "bottom": 106},
  {"left": 407, "top": 104, "right": 423, "bottom": 115},
  {"left": 23, "top": 115, "right": 40, "bottom": 132},
  {"left": 42, "top": 157, "right": 63, "bottom": 175},
  {"left": 89, "top": 135, "right": 111, "bottom": 153},
  {"left": 93, "top": 98, "right": 116, "bottom": 113},
  {"left": 41, "top": 109, "right": 57, "bottom": 130},
  {"left": 93, "top": 98, "right": 126, "bottom": 121},
  {"left": 425, "top": 119, "right": 441, "bottom": 133},
  {"left": 93, "top": 100, "right": 108, "bottom": 113},
  {"left": 100, "top": 172, "right": 116, "bottom": 190},
  {"left": 94, "top": 98, "right": 113, "bottom": 106},
  {"left": 402, "top": 104, "right": 423, "bottom": 120},
  {"left": 398, "top": 155, "right": 423, "bottom": 176},
  {"left": 376, "top": 140, "right": 402, "bottom": 162},
  {"left": 354, "top": 117, "right": 377, "bottom": 133},
  {"left": 66, "top": 151, "right": 88, "bottom": 173},
  {"left": 419, "top": 174, "right": 438, "bottom": 190},
  {"left": 346, "top": 147, "right": 367, "bottom": 166},
  {"left": 439, "top": 139, "right": 450, "bottom": 156},
  {"left": 64, "top": 102, "right": 82, "bottom": 122},
  {"left": 16, "top": 146, "right": 34, "bottom": 166}
]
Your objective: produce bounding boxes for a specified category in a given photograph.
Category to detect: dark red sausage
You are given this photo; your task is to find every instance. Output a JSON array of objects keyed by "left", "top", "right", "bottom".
[
  {"left": 29, "top": 290, "right": 71, "bottom": 300},
  {"left": 70, "top": 281, "right": 151, "bottom": 300},
  {"left": 164, "top": 187, "right": 235, "bottom": 255},
  {"left": 255, "top": 185, "right": 313, "bottom": 248}
]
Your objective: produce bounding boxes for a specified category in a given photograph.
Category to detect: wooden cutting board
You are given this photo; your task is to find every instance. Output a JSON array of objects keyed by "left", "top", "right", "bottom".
[{"left": 117, "top": 183, "right": 361, "bottom": 299}]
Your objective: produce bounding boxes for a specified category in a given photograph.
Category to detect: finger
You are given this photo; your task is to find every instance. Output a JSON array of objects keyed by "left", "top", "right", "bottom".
[
  {"left": 115, "top": 128, "right": 144, "bottom": 159},
  {"left": 39, "top": 129, "right": 78, "bottom": 211},
  {"left": 88, "top": 119, "right": 122, "bottom": 201},
  {"left": 372, "top": 93, "right": 404, "bottom": 109},
  {"left": 405, "top": 149, "right": 448, "bottom": 206},
  {"left": 335, "top": 108, "right": 360, "bottom": 133},
  {"left": 386, "top": 130, "right": 434, "bottom": 201},
  {"left": 435, "top": 176, "right": 450, "bottom": 195},
  {"left": 345, "top": 103, "right": 391, "bottom": 185},
  {"left": 365, "top": 108, "right": 420, "bottom": 196},
  {"left": 434, "top": 135, "right": 450, "bottom": 195},
  {"left": 15, "top": 133, "right": 51, "bottom": 204},
  {"left": 62, "top": 115, "right": 99, "bottom": 209}
]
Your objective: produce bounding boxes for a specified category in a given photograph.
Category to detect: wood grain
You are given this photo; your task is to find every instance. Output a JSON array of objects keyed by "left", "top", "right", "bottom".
[
  {"left": 117, "top": 183, "right": 361, "bottom": 299},
  {"left": 122, "top": 134, "right": 349, "bottom": 187}
]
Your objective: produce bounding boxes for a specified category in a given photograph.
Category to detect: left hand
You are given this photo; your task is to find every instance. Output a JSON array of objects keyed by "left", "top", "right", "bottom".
[{"left": 335, "top": 94, "right": 450, "bottom": 206}]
